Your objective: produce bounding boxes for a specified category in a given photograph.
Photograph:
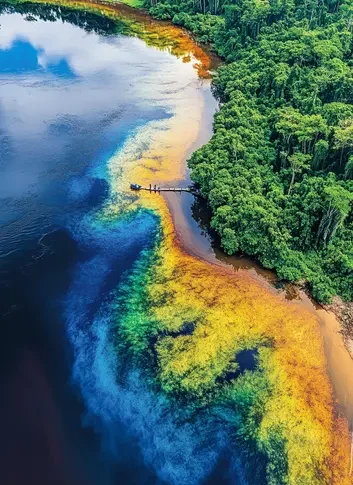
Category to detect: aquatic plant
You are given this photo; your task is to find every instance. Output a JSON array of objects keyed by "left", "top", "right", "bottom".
[{"left": 115, "top": 208, "right": 352, "bottom": 484}]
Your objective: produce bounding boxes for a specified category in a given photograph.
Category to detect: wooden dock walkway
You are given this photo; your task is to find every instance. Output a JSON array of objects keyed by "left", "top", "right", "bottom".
[{"left": 130, "top": 183, "right": 196, "bottom": 194}]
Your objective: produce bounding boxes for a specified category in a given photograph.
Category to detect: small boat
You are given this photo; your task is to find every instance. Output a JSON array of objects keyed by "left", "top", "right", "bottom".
[{"left": 130, "top": 183, "right": 142, "bottom": 191}]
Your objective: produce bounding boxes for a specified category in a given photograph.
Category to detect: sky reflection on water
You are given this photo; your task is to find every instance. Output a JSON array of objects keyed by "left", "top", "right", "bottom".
[{"left": 0, "top": 10, "right": 190, "bottom": 255}]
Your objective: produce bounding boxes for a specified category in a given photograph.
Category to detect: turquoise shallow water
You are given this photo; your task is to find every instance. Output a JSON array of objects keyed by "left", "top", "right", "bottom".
[{"left": 0, "top": 4, "right": 245, "bottom": 485}]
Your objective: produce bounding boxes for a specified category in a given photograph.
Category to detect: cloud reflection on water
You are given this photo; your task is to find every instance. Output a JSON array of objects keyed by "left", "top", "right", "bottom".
[{"left": 0, "top": 11, "right": 196, "bottom": 254}]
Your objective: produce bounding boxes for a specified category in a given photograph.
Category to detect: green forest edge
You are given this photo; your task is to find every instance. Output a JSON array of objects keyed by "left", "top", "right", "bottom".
[{"left": 142, "top": 0, "right": 353, "bottom": 304}]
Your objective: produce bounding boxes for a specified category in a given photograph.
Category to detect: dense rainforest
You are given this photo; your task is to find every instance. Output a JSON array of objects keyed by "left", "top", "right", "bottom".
[{"left": 145, "top": 0, "right": 353, "bottom": 303}]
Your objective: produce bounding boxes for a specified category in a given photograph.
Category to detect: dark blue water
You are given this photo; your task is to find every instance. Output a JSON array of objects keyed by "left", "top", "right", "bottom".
[{"left": 0, "top": 5, "right": 246, "bottom": 485}]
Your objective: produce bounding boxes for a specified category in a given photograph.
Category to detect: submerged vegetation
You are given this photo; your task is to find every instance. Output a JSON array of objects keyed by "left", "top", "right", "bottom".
[
  {"left": 115, "top": 216, "right": 352, "bottom": 485},
  {"left": 146, "top": 0, "right": 353, "bottom": 303}
]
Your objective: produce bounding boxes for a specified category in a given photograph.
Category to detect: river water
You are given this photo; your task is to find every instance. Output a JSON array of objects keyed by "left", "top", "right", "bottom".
[
  {"left": 1, "top": 2, "right": 353, "bottom": 485},
  {"left": 0, "top": 3, "right": 222, "bottom": 484}
]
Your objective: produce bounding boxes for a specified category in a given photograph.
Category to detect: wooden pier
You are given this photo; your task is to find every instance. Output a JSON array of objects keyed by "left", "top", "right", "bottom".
[{"left": 130, "top": 183, "right": 197, "bottom": 194}]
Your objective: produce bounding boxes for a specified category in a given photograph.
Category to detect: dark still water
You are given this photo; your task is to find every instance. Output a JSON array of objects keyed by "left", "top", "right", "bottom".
[{"left": 0, "top": 4, "right": 232, "bottom": 485}]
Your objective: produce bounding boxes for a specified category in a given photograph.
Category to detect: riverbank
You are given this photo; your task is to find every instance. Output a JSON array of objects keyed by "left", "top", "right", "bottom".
[
  {"left": 142, "top": 0, "right": 353, "bottom": 306},
  {"left": 114, "top": 0, "right": 353, "bottom": 368},
  {"left": 326, "top": 299, "right": 353, "bottom": 355}
]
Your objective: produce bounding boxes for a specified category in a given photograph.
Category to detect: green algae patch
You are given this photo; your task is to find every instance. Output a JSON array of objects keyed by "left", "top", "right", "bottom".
[
  {"left": 105, "top": 0, "right": 144, "bottom": 8},
  {"left": 114, "top": 248, "right": 163, "bottom": 368}
]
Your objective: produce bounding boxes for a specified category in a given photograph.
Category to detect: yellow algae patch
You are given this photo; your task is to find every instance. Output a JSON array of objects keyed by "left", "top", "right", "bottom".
[
  {"left": 126, "top": 205, "right": 352, "bottom": 485},
  {"left": 109, "top": 119, "right": 352, "bottom": 481}
]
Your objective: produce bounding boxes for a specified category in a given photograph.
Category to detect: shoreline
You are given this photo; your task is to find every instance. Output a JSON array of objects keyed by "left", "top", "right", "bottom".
[
  {"left": 164, "top": 187, "right": 353, "bottom": 429},
  {"left": 115, "top": 0, "right": 353, "bottom": 364}
]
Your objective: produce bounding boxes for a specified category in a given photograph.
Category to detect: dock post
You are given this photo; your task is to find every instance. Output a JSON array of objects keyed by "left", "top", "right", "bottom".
[{"left": 149, "top": 184, "right": 151, "bottom": 192}]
